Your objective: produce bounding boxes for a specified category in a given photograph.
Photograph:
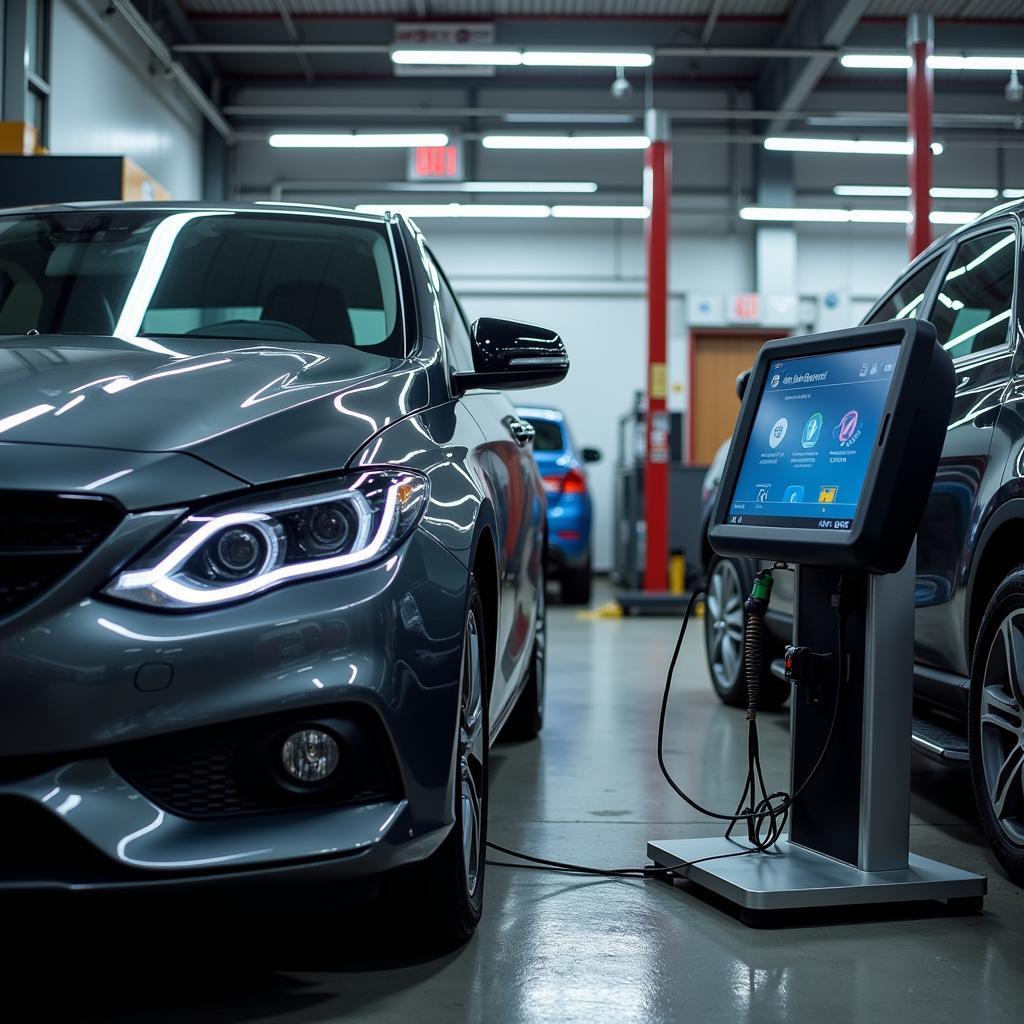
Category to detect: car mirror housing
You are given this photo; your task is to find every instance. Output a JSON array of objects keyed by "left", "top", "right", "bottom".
[
  {"left": 452, "top": 317, "right": 569, "bottom": 394},
  {"left": 582, "top": 447, "right": 602, "bottom": 464}
]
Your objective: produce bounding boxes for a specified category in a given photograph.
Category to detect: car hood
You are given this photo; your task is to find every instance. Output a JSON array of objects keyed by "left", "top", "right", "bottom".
[{"left": 0, "top": 335, "right": 432, "bottom": 484}]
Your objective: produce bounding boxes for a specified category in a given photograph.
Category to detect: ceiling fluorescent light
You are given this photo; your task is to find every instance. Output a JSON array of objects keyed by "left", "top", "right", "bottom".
[
  {"left": 390, "top": 49, "right": 522, "bottom": 66},
  {"left": 503, "top": 112, "right": 637, "bottom": 124},
  {"left": 354, "top": 204, "right": 550, "bottom": 219},
  {"left": 930, "top": 210, "right": 977, "bottom": 225},
  {"left": 834, "top": 185, "right": 911, "bottom": 197},
  {"left": 461, "top": 181, "right": 598, "bottom": 193},
  {"left": 834, "top": 185, "right": 997, "bottom": 199},
  {"left": 482, "top": 135, "right": 651, "bottom": 150},
  {"left": 741, "top": 206, "right": 975, "bottom": 226},
  {"left": 269, "top": 132, "right": 449, "bottom": 148},
  {"left": 842, "top": 53, "right": 1024, "bottom": 72},
  {"left": 551, "top": 205, "right": 649, "bottom": 219},
  {"left": 765, "top": 137, "right": 942, "bottom": 156},
  {"left": 740, "top": 207, "right": 850, "bottom": 223},
  {"left": 521, "top": 51, "right": 652, "bottom": 68},
  {"left": 1003, "top": 188, "right": 1024, "bottom": 198},
  {"left": 931, "top": 186, "right": 998, "bottom": 199},
  {"left": 928, "top": 55, "right": 1024, "bottom": 71},
  {"left": 840, "top": 54, "right": 913, "bottom": 70}
]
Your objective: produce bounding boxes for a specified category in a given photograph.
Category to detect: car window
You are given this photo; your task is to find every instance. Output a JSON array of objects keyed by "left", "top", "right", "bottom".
[
  {"left": 866, "top": 255, "right": 940, "bottom": 324},
  {"left": 0, "top": 210, "right": 403, "bottom": 355},
  {"left": 428, "top": 252, "right": 475, "bottom": 371},
  {"left": 931, "top": 228, "right": 1016, "bottom": 360},
  {"left": 521, "top": 417, "right": 565, "bottom": 452}
]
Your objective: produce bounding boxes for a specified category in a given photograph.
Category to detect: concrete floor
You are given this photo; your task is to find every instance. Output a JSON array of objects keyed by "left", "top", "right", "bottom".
[{"left": 13, "top": 582, "right": 1024, "bottom": 1021}]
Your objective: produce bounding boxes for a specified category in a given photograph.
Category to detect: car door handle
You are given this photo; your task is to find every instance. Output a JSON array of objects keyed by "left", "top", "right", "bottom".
[{"left": 505, "top": 417, "right": 535, "bottom": 447}]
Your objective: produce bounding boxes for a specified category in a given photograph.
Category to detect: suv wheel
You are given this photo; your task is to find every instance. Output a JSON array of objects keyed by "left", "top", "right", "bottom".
[
  {"left": 703, "top": 556, "right": 789, "bottom": 710},
  {"left": 969, "top": 569, "right": 1024, "bottom": 887}
]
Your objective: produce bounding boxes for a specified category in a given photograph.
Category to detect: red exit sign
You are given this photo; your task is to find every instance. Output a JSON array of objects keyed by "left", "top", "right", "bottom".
[{"left": 408, "top": 141, "right": 463, "bottom": 181}]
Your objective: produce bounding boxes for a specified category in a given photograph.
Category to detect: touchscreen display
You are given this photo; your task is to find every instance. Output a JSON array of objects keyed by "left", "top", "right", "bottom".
[{"left": 726, "top": 343, "right": 901, "bottom": 531}]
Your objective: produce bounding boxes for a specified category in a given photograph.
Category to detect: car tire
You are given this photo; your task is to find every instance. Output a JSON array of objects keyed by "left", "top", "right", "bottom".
[
  {"left": 968, "top": 568, "right": 1024, "bottom": 888},
  {"left": 560, "top": 560, "right": 592, "bottom": 606},
  {"left": 703, "top": 556, "right": 789, "bottom": 710},
  {"left": 503, "top": 571, "right": 546, "bottom": 741},
  {"left": 387, "top": 578, "right": 490, "bottom": 944}
]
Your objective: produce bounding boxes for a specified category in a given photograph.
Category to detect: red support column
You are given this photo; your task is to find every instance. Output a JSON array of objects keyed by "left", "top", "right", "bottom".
[
  {"left": 907, "top": 13, "right": 934, "bottom": 260},
  {"left": 643, "top": 110, "right": 671, "bottom": 592}
]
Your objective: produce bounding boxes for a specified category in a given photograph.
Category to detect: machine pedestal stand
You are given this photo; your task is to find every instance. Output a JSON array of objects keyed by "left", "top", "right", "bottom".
[{"left": 648, "top": 551, "right": 986, "bottom": 925}]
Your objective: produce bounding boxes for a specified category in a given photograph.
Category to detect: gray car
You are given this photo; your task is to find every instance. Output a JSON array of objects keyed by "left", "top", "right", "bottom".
[{"left": 0, "top": 202, "right": 567, "bottom": 941}]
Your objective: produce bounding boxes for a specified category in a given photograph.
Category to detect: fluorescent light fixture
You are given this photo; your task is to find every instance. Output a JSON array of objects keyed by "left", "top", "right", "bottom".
[
  {"left": 521, "top": 51, "right": 652, "bottom": 68},
  {"left": 269, "top": 132, "right": 449, "bottom": 148},
  {"left": 354, "top": 203, "right": 648, "bottom": 220},
  {"left": 741, "top": 206, "right": 975, "bottom": 226},
  {"left": 842, "top": 53, "right": 1024, "bottom": 72},
  {"left": 551, "top": 205, "right": 649, "bottom": 219},
  {"left": 482, "top": 134, "right": 651, "bottom": 150},
  {"left": 460, "top": 181, "right": 598, "bottom": 193},
  {"left": 840, "top": 53, "right": 912, "bottom": 70},
  {"left": 929, "top": 55, "right": 1024, "bottom": 71},
  {"left": 389, "top": 49, "right": 651, "bottom": 69},
  {"left": 740, "top": 207, "right": 850, "bottom": 223},
  {"left": 355, "top": 203, "right": 550, "bottom": 219},
  {"left": 1003, "top": 188, "right": 1024, "bottom": 198},
  {"left": 834, "top": 185, "right": 997, "bottom": 199},
  {"left": 931, "top": 186, "right": 999, "bottom": 199},
  {"left": 766, "top": 137, "right": 943, "bottom": 156},
  {"left": 930, "top": 210, "right": 977, "bottom": 225},
  {"left": 503, "top": 112, "right": 637, "bottom": 124},
  {"left": 390, "top": 49, "right": 522, "bottom": 66},
  {"left": 834, "top": 185, "right": 911, "bottom": 197}
]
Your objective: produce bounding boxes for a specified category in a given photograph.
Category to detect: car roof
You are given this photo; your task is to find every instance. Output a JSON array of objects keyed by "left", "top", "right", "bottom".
[
  {"left": 515, "top": 405, "right": 565, "bottom": 422},
  {"left": 0, "top": 199, "right": 391, "bottom": 224}
]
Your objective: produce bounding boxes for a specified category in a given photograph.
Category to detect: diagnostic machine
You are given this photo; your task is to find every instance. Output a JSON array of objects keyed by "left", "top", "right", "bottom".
[{"left": 648, "top": 319, "right": 987, "bottom": 922}]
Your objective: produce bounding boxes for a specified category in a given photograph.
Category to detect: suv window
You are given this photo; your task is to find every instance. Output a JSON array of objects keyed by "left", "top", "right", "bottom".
[
  {"left": 867, "top": 256, "right": 940, "bottom": 324},
  {"left": 932, "top": 228, "right": 1016, "bottom": 359},
  {"left": 429, "top": 252, "right": 474, "bottom": 371}
]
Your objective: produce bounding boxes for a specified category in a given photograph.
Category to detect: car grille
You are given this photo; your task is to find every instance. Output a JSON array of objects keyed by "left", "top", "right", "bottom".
[
  {"left": 112, "top": 706, "right": 402, "bottom": 820},
  {"left": 0, "top": 492, "right": 122, "bottom": 615}
]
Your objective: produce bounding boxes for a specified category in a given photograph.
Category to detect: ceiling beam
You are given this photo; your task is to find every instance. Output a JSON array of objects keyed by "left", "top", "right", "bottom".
[
  {"left": 700, "top": 0, "right": 727, "bottom": 45},
  {"left": 755, "top": 0, "right": 868, "bottom": 133}
]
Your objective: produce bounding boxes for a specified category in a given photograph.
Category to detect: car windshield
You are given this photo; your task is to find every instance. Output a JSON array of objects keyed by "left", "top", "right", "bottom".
[{"left": 0, "top": 209, "right": 403, "bottom": 356}]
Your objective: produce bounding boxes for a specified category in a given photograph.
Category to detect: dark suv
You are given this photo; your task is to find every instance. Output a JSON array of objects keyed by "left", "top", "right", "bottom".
[{"left": 701, "top": 200, "right": 1024, "bottom": 887}]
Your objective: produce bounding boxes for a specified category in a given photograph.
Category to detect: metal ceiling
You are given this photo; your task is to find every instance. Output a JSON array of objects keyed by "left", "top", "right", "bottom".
[{"left": 180, "top": 1, "right": 791, "bottom": 16}]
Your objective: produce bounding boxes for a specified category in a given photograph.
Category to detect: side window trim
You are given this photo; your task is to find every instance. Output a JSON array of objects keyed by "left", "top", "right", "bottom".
[{"left": 937, "top": 218, "right": 1019, "bottom": 366}]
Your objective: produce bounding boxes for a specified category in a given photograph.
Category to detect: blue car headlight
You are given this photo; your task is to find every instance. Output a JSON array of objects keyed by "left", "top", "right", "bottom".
[{"left": 105, "top": 470, "right": 428, "bottom": 610}]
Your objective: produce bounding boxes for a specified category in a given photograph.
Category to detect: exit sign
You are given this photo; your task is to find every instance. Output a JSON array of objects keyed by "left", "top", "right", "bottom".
[{"left": 408, "top": 140, "right": 463, "bottom": 182}]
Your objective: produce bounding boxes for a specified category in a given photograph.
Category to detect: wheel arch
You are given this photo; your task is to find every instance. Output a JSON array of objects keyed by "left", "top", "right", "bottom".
[
  {"left": 966, "top": 498, "right": 1024, "bottom": 667},
  {"left": 468, "top": 501, "right": 500, "bottom": 699}
]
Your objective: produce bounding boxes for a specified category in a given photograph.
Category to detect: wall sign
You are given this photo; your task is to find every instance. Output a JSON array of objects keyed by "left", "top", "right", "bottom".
[{"left": 408, "top": 140, "right": 464, "bottom": 182}]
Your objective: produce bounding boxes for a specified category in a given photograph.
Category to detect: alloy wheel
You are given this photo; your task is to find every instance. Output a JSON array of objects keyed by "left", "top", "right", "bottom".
[
  {"left": 980, "top": 611, "right": 1024, "bottom": 847},
  {"left": 459, "top": 610, "right": 486, "bottom": 895},
  {"left": 707, "top": 560, "right": 745, "bottom": 692}
]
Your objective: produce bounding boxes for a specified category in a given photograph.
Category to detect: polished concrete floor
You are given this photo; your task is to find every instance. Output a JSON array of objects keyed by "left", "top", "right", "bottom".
[{"left": 14, "top": 582, "right": 1024, "bottom": 1021}]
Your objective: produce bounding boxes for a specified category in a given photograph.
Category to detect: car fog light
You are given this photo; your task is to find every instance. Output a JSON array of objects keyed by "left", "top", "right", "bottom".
[{"left": 281, "top": 728, "right": 340, "bottom": 783}]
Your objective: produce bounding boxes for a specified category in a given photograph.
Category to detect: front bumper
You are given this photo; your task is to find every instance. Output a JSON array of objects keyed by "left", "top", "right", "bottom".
[{"left": 0, "top": 527, "right": 469, "bottom": 893}]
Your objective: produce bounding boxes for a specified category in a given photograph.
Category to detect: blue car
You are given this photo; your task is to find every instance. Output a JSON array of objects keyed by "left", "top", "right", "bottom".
[{"left": 516, "top": 406, "right": 599, "bottom": 605}]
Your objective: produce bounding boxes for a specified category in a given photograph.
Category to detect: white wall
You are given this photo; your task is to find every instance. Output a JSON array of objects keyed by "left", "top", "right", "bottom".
[
  {"left": 425, "top": 217, "right": 920, "bottom": 570},
  {"left": 47, "top": 0, "right": 203, "bottom": 198}
]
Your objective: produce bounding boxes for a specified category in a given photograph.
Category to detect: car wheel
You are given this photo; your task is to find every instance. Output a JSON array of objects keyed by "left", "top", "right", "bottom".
[
  {"left": 560, "top": 559, "right": 592, "bottom": 606},
  {"left": 388, "top": 578, "right": 490, "bottom": 944},
  {"left": 703, "top": 556, "right": 788, "bottom": 710},
  {"left": 969, "top": 569, "right": 1024, "bottom": 887},
  {"left": 504, "top": 570, "right": 546, "bottom": 740}
]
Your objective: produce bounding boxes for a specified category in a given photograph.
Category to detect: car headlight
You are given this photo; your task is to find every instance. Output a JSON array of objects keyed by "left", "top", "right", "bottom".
[{"left": 105, "top": 470, "right": 428, "bottom": 610}]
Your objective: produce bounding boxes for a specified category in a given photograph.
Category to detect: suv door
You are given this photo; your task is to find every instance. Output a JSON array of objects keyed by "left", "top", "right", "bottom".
[{"left": 910, "top": 222, "right": 1019, "bottom": 680}]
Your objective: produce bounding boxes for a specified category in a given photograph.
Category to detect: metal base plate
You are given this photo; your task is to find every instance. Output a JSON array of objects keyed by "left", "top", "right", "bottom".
[{"left": 647, "top": 837, "right": 986, "bottom": 913}]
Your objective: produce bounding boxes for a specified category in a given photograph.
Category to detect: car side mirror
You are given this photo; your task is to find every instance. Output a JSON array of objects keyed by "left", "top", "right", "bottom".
[
  {"left": 736, "top": 369, "right": 751, "bottom": 400},
  {"left": 452, "top": 317, "right": 569, "bottom": 394},
  {"left": 582, "top": 447, "right": 602, "bottom": 464}
]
